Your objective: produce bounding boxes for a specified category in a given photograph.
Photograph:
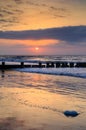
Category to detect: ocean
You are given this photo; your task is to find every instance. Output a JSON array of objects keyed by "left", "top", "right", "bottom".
[{"left": 0, "top": 55, "right": 86, "bottom": 130}]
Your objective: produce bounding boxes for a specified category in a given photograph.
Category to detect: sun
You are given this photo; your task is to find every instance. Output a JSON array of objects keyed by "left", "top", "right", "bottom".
[{"left": 35, "top": 47, "right": 39, "bottom": 51}]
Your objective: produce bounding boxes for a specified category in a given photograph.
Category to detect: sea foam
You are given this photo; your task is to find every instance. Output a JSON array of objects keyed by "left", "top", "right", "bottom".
[{"left": 16, "top": 68, "right": 86, "bottom": 78}]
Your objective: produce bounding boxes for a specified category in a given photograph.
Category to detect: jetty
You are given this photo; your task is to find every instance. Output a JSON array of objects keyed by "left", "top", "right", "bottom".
[{"left": 0, "top": 61, "right": 86, "bottom": 70}]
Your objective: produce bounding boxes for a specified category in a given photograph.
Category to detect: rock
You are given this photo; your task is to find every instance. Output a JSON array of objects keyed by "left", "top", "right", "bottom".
[{"left": 63, "top": 110, "right": 79, "bottom": 117}]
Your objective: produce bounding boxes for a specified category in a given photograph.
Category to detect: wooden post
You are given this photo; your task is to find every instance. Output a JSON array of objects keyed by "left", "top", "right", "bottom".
[
  {"left": 21, "top": 62, "right": 24, "bottom": 68},
  {"left": 56, "top": 62, "right": 60, "bottom": 68},
  {"left": 51, "top": 62, "right": 54, "bottom": 67},
  {"left": 46, "top": 62, "right": 50, "bottom": 68},
  {"left": 2, "top": 62, "right": 5, "bottom": 66},
  {"left": 61, "top": 62, "right": 68, "bottom": 67},
  {"left": 39, "top": 62, "right": 42, "bottom": 68},
  {"left": 70, "top": 62, "right": 74, "bottom": 67},
  {"left": 2, "top": 62, "right": 5, "bottom": 69},
  {"left": 76, "top": 62, "right": 86, "bottom": 68}
]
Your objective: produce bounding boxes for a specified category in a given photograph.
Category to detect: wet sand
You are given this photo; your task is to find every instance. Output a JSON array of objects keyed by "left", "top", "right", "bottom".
[{"left": 0, "top": 70, "right": 86, "bottom": 130}]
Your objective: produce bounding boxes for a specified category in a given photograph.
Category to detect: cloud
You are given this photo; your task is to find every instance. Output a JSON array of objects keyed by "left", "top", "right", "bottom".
[
  {"left": 14, "top": 0, "right": 69, "bottom": 19},
  {"left": 61, "top": 0, "right": 86, "bottom": 3},
  {"left": 53, "top": 14, "right": 66, "bottom": 18},
  {"left": 0, "top": 0, "right": 71, "bottom": 30},
  {"left": 13, "top": 0, "right": 23, "bottom": 4},
  {"left": 26, "top": 1, "right": 40, "bottom": 6},
  {"left": 0, "top": 26, "right": 86, "bottom": 44},
  {"left": 12, "top": 43, "right": 29, "bottom": 48},
  {"left": 0, "top": 9, "right": 14, "bottom": 15},
  {"left": 50, "top": 6, "right": 67, "bottom": 12},
  {"left": 0, "top": 5, "right": 24, "bottom": 30},
  {"left": 49, "top": 6, "right": 68, "bottom": 18}
]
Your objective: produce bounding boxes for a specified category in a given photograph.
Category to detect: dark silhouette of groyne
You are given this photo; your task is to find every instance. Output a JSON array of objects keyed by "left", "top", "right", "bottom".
[{"left": 0, "top": 61, "right": 86, "bottom": 70}]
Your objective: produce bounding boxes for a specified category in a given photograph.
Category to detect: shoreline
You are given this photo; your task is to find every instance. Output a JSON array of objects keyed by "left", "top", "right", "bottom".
[{"left": 0, "top": 70, "right": 86, "bottom": 130}]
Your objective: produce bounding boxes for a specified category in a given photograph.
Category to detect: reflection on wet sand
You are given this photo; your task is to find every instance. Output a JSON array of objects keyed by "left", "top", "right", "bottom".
[
  {"left": 1, "top": 70, "right": 5, "bottom": 78},
  {"left": 0, "top": 117, "right": 24, "bottom": 130},
  {"left": 0, "top": 117, "right": 43, "bottom": 130},
  {"left": 0, "top": 71, "right": 86, "bottom": 130},
  {"left": 0, "top": 87, "right": 86, "bottom": 130}
]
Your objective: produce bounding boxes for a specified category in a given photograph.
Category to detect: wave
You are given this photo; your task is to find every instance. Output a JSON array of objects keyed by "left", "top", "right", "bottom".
[
  {"left": 0, "top": 55, "right": 86, "bottom": 63},
  {"left": 16, "top": 68, "right": 86, "bottom": 78}
]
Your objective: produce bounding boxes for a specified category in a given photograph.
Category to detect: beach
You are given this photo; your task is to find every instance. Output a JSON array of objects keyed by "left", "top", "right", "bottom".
[
  {"left": 0, "top": 69, "right": 86, "bottom": 130},
  {"left": 0, "top": 0, "right": 86, "bottom": 128}
]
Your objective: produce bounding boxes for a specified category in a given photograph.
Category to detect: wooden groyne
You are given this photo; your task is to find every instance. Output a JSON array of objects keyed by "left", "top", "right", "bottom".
[{"left": 0, "top": 61, "right": 86, "bottom": 70}]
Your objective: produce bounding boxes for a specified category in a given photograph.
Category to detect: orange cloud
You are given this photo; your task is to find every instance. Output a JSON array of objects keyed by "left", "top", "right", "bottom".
[{"left": 0, "top": 39, "right": 59, "bottom": 47}]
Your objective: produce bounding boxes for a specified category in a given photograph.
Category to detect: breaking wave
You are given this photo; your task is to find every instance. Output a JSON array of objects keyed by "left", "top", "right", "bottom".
[{"left": 16, "top": 68, "right": 86, "bottom": 78}]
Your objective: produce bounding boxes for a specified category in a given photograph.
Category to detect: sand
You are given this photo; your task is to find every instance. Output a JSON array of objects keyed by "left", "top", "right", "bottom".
[{"left": 0, "top": 71, "right": 86, "bottom": 130}]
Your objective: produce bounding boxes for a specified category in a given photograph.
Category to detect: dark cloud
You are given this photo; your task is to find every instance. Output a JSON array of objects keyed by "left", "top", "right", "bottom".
[
  {"left": 0, "top": 14, "right": 4, "bottom": 17},
  {"left": 0, "top": 18, "right": 19, "bottom": 23},
  {"left": 0, "top": 19, "right": 7, "bottom": 23},
  {"left": 0, "top": 7, "right": 23, "bottom": 16},
  {"left": 0, "top": 5, "right": 24, "bottom": 30},
  {"left": 50, "top": 6, "right": 67, "bottom": 12},
  {"left": 41, "top": 4, "right": 47, "bottom": 7},
  {"left": 0, "top": 9, "right": 14, "bottom": 15},
  {"left": 14, "top": 0, "right": 23, "bottom": 4},
  {"left": 0, "top": 0, "right": 70, "bottom": 30},
  {"left": 13, "top": 9, "right": 23, "bottom": 14},
  {"left": 50, "top": 6, "right": 57, "bottom": 10},
  {"left": 61, "top": 0, "right": 86, "bottom": 4},
  {"left": 26, "top": 1, "right": 40, "bottom": 6},
  {"left": 0, "top": 26, "right": 86, "bottom": 43},
  {"left": 50, "top": 6, "right": 68, "bottom": 17},
  {"left": 26, "top": 1, "right": 69, "bottom": 18},
  {"left": 53, "top": 14, "right": 66, "bottom": 18}
]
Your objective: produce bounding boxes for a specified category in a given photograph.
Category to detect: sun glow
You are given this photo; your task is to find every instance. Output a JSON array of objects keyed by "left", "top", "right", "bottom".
[{"left": 35, "top": 47, "right": 39, "bottom": 51}]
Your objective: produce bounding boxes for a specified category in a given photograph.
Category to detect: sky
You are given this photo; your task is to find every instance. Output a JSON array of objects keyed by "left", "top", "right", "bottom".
[{"left": 0, "top": 0, "right": 86, "bottom": 55}]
